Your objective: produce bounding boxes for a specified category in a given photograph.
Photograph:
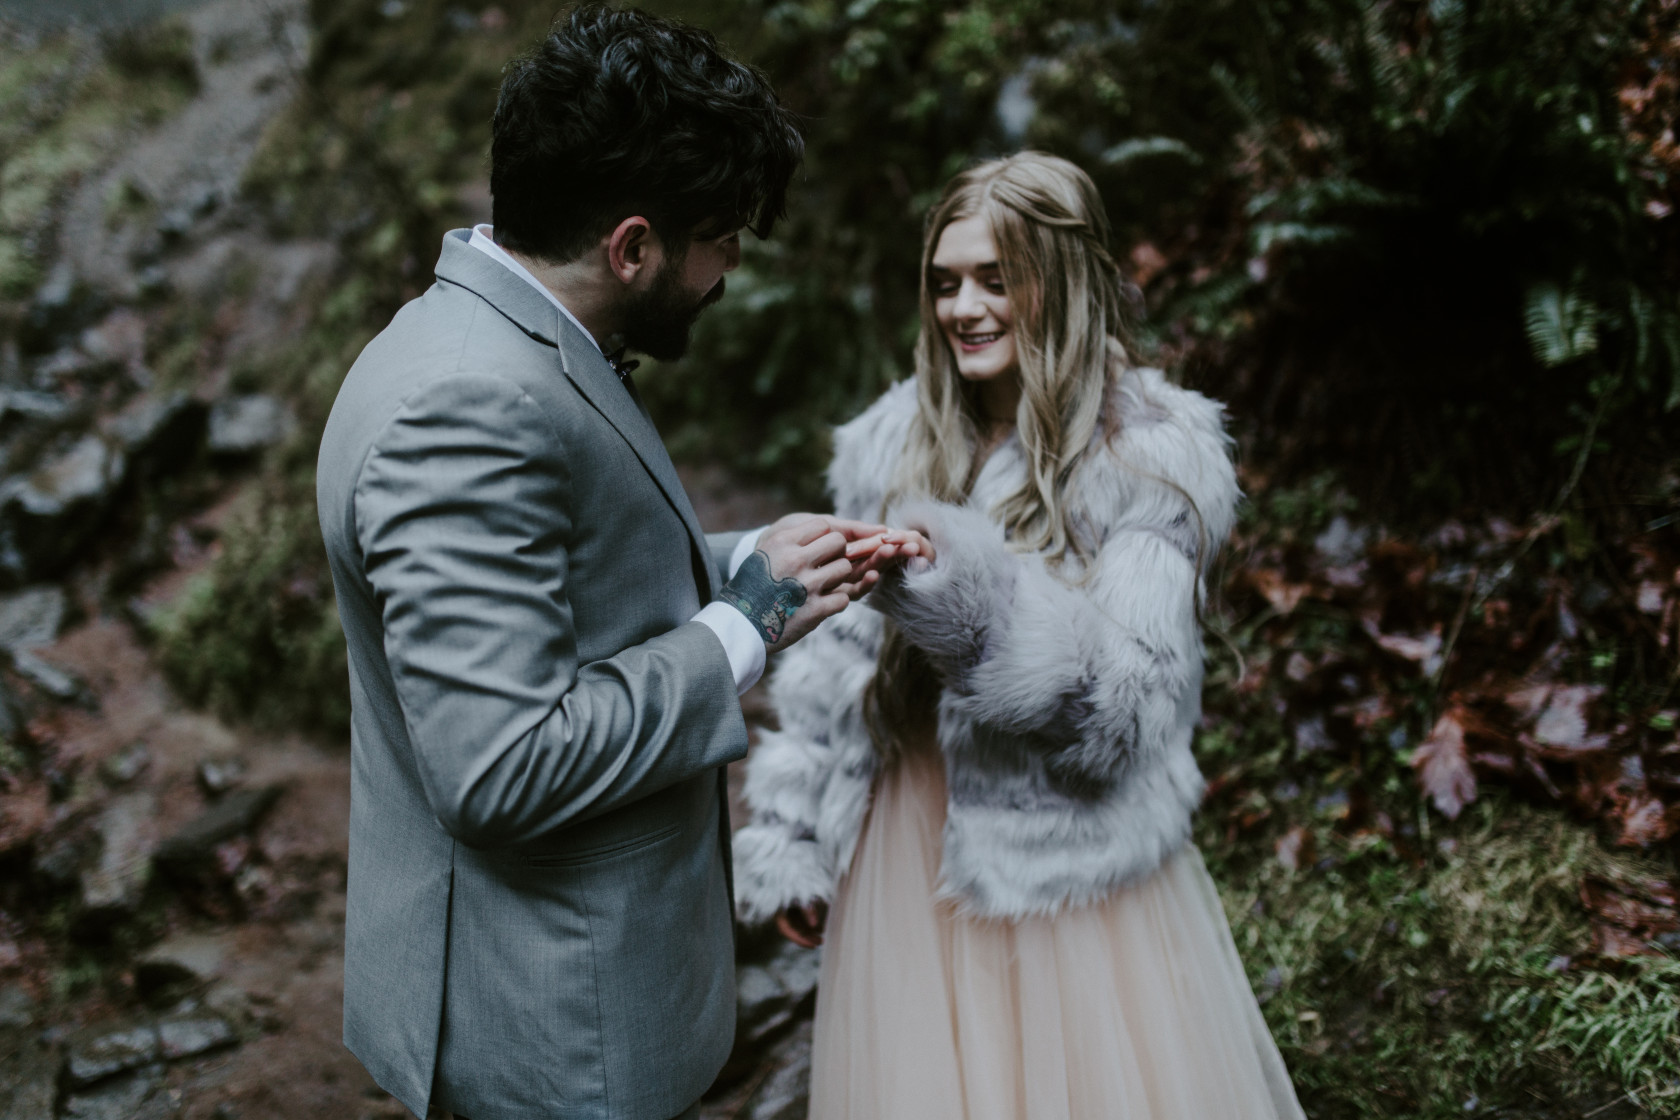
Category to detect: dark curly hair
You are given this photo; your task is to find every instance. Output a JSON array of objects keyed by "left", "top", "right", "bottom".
[{"left": 490, "top": 5, "right": 804, "bottom": 263}]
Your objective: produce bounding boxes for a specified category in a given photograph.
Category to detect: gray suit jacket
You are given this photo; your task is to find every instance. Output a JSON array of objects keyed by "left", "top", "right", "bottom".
[{"left": 317, "top": 229, "right": 751, "bottom": 1120}]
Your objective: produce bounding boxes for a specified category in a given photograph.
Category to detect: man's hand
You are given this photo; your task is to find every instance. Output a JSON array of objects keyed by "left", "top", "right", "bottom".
[
  {"left": 774, "top": 900, "right": 828, "bottom": 948},
  {"left": 721, "top": 515, "right": 887, "bottom": 653}
]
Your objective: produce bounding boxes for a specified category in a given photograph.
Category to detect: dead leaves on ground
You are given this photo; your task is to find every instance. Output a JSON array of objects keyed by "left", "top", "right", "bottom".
[
  {"left": 1581, "top": 874, "right": 1680, "bottom": 959},
  {"left": 1213, "top": 490, "right": 1680, "bottom": 956}
]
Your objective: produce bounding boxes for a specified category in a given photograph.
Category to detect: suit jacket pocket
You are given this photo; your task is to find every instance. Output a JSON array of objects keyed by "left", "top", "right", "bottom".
[{"left": 521, "top": 820, "right": 682, "bottom": 867}]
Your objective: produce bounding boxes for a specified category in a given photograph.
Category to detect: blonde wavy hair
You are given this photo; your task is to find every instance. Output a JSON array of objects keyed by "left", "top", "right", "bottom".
[
  {"left": 868, "top": 152, "right": 1135, "bottom": 749},
  {"left": 884, "top": 150, "right": 1131, "bottom": 560}
]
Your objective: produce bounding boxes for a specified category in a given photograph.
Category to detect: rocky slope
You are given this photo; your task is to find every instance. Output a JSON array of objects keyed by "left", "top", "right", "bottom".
[{"left": 0, "top": 7, "right": 822, "bottom": 1115}]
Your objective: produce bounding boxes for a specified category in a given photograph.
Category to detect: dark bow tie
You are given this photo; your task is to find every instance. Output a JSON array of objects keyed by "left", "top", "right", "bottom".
[{"left": 604, "top": 347, "right": 640, "bottom": 384}]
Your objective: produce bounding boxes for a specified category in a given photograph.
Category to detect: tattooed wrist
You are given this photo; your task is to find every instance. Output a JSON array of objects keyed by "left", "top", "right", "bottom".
[{"left": 720, "top": 550, "right": 807, "bottom": 645}]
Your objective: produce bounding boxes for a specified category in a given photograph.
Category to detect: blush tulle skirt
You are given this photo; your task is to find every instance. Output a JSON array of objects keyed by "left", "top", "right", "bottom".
[{"left": 807, "top": 741, "right": 1306, "bottom": 1120}]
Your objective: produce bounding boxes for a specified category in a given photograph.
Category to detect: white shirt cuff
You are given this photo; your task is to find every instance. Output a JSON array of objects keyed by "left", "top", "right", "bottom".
[
  {"left": 728, "top": 527, "right": 766, "bottom": 578},
  {"left": 694, "top": 601, "right": 767, "bottom": 696}
]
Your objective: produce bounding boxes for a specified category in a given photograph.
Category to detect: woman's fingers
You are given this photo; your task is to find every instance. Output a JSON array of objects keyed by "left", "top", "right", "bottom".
[
  {"left": 774, "top": 901, "right": 829, "bottom": 948},
  {"left": 775, "top": 909, "right": 823, "bottom": 949},
  {"left": 826, "top": 517, "right": 890, "bottom": 540},
  {"left": 845, "top": 532, "right": 886, "bottom": 559},
  {"left": 889, "top": 529, "right": 936, "bottom": 563}
]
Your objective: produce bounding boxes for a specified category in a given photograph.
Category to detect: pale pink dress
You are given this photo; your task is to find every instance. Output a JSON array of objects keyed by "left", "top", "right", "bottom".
[{"left": 809, "top": 736, "right": 1306, "bottom": 1120}]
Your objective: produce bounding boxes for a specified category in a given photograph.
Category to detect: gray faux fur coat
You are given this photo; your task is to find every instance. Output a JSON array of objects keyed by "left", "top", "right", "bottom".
[{"left": 733, "top": 366, "right": 1240, "bottom": 922}]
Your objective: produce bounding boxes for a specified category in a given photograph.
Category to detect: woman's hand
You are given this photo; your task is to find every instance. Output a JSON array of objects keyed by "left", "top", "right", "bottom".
[
  {"left": 774, "top": 900, "right": 828, "bottom": 948},
  {"left": 842, "top": 527, "right": 937, "bottom": 593}
]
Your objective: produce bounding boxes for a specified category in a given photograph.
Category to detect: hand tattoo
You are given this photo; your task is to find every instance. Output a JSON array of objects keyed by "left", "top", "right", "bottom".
[{"left": 720, "top": 550, "right": 807, "bottom": 645}]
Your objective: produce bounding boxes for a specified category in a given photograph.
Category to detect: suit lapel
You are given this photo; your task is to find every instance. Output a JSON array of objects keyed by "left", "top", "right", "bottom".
[
  {"left": 434, "top": 228, "right": 718, "bottom": 601},
  {"left": 554, "top": 325, "right": 717, "bottom": 600}
]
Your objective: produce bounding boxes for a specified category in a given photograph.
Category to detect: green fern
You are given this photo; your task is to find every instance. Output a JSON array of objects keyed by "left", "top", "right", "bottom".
[{"left": 1524, "top": 284, "right": 1602, "bottom": 368}]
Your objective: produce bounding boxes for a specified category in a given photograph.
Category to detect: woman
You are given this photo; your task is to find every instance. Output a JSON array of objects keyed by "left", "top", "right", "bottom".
[{"left": 733, "top": 152, "right": 1304, "bottom": 1118}]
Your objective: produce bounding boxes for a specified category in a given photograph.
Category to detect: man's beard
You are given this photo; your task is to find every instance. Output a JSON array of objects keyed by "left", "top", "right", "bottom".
[{"left": 619, "top": 258, "right": 725, "bottom": 362}]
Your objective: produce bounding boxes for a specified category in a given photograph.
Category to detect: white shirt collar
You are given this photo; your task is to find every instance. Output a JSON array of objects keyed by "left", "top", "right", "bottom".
[{"left": 467, "top": 224, "right": 601, "bottom": 352}]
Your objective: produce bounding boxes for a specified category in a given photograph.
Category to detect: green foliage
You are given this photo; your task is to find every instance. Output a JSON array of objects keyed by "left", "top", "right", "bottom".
[
  {"left": 1205, "top": 795, "right": 1680, "bottom": 1115},
  {"left": 152, "top": 485, "right": 348, "bottom": 733},
  {"left": 640, "top": 0, "right": 1680, "bottom": 511},
  {"left": 1021, "top": 0, "right": 1677, "bottom": 509},
  {"left": 0, "top": 21, "right": 198, "bottom": 297},
  {"left": 101, "top": 19, "right": 200, "bottom": 94}
]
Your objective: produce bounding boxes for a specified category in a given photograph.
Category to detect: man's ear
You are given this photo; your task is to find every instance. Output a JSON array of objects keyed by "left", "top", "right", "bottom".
[{"left": 606, "top": 216, "right": 660, "bottom": 286}]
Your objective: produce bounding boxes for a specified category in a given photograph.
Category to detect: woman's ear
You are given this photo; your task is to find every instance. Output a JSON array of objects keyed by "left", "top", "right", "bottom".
[{"left": 605, "top": 215, "right": 657, "bottom": 285}]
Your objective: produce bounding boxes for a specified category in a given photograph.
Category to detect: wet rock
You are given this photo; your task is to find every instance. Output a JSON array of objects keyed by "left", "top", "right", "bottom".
[
  {"left": 155, "top": 786, "right": 280, "bottom": 872},
  {"left": 0, "top": 983, "right": 35, "bottom": 1028},
  {"left": 0, "top": 1044, "right": 55, "bottom": 1120},
  {"left": 136, "top": 932, "right": 227, "bottom": 1004},
  {"left": 10, "top": 649, "right": 88, "bottom": 704},
  {"left": 79, "top": 309, "right": 148, "bottom": 374},
  {"left": 156, "top": 1013, "right": 235, "bottom": 1061},
  {"left": 206, "top": 395, "right": 295, "bottom": 456},
  {"left": 30, "top": 828, "right": 86, "bottom": 886},
  {"left": 21, "top": 259, "right": 104, "bottom": 354},
  {"left": 0, "top": 434, "right": 127, "bottom": 579},
  {"left": 0, "top": 584, "right": 66, "bottom": 651},
  {"left": 196, "top": 755, "right": 245, "bottom": 795},
  {"left": 103, "top": 391, "right": 206, "bottom": 479},
  {"left": 101, "top": 741, "right": 152, "bottom": 787},
  {"left": 739, "top": 1019, "right": 812, "bottom": 1120},
  {"left": 34, "top": 348, "right": 120, "bottom": 386},
  {"left": 80, "top": 792, "right": 158, "bottom": 923},
  {"left": 64, "top": 1025, "right": 160, "bottom": 1088},
  {"left": 734, "top": 941, "right": 820, "bottom": 1050},
  {"left": 61, "top": 1066, "right": 170, "bottom": 1120},
  {"left": 202, "top": 982, "right": 263, "bottom": 1034},
  {"left": 0, "top": 786, "right": 49, "bottom": 859},
  {"left": 0, "top": 389, "right": 72, "bottom": 425},
  {"left": 0, "top": 676, "right": 24, "bottom": 744}
]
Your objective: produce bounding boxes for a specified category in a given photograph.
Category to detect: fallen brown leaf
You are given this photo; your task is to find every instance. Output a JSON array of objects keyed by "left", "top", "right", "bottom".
[
  {"left": 1412, "top": 706, "right": 1479, "bottom": 819},
  {"left": 0, "top": 786, "right": 50, "bottom": 856},
  {"left": 1590, "top": 921, "right": 1654, "bottom": 959},
  {"left": 1580, "top": 873, "right": 1680, "bottom": 959},
  {"left": 1532, "top": 685, "right": 1610, "bottom": 753},
  {"left": 1361, "top": 617, "right": 1444, "bottom": 675},
  {"left": 1249, "top": 569, "right": 1316, "bottom": 615},
  {"left": 1612, "top": 788, "right": 1680, "bottom": 847}
]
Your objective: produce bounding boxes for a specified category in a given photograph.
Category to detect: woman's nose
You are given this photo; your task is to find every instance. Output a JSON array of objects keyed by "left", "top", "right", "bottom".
[{"left": 951, "top": 278, "right": 985, "bottom": 320}]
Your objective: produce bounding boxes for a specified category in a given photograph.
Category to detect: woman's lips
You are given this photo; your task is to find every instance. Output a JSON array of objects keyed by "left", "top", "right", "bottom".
[{"left": 956, "top": 331, "right": 1003, "bottom": 352}]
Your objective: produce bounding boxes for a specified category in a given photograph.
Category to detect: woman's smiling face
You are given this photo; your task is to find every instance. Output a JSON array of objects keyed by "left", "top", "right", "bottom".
[{"left": 930, "top": 216, "right": 1019, "bottom": 390}]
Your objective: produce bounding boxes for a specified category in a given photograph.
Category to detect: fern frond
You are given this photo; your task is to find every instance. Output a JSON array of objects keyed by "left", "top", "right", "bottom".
[
  {"left": 1523, "top": 283, "right": 1601, "bottom": 367},
  {"left": 1101, "top": 136, "right": 1202, "bottom": 166}
]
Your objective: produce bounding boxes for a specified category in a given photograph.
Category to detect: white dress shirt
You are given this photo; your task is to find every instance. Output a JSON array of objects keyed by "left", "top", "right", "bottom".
[{"left": 467, "top": 225, "right": 767, "bottom": 694}]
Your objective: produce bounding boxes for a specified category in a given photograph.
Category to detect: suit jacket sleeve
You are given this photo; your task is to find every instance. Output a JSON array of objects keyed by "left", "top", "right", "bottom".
[{"left": 353, "top": 372, "right": 748, "bottom": 849}]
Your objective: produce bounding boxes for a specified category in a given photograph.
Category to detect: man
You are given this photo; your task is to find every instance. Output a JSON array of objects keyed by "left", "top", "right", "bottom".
[{"left": 316, "top": 8, "right": 923, "bottom": 1118}]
